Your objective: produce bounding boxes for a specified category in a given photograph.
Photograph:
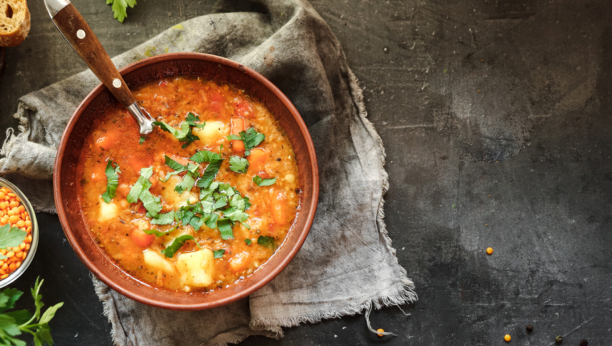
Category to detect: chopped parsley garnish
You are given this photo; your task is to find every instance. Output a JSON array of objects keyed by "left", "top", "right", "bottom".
[
  {"left": 153, "top": 113, "right": 205, "bottom": 148},
  {"left": 244, "top": 239, "right": 252, "bottom": 246},
  {"left": 253, "top": 175, "right": 276, "bottom": 186},
  {"left": 139, "top": 136, "right": 145, "bottom": 144},
  {"left": 213, "top": 249, "right": 225, "bottom": 258},
  {"left": 257, "top": 236, "right": 276, "bottom": 249},
  {"left": 143, "top": 228, "right": 174, "bottom": 237},
  {"left": 127, "top": 167, "right": 162, "bottom": 217},
  {"left": 227, "top": 128, "right": 265, "bottom": 155},
  {"left": 190, "top": 150, "right": 224, "bottom": 189},
  {"left": 150, "top": 211, "right": 175, "bottom": 225},
  {"left": 229, "top": 156, "right": 249, "bottom": 173},
  {"left": 161, "top": 235, "right": 201, "bottom": 258},
  {"left": 172, "top": 182, "right": 250, "bottom": 239},
  {"left": 217, "top": 219, "right": 234, "bottom": 240},
  {"left": 101, "top": 160, "right": 121, "bottom": 203}
]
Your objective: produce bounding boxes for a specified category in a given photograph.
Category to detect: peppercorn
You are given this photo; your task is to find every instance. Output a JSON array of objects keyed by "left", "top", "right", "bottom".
[
  {"left": 580, "top": 340, "right": 588, "bottom": 346},
  {"left": 555, "top": 335, "right": 563, "bottom": 343},
  {"left": 526, "top": 325, "right": 533, "bottom": 332}
]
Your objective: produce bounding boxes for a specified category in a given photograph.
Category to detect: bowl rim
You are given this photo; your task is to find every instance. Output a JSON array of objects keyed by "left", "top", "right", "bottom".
[
  {"left": 0, "top": 177, "right": 39, "bottom": 288},
  {"left": 53, "top": 52, "right": 319, "bottom": 310}
]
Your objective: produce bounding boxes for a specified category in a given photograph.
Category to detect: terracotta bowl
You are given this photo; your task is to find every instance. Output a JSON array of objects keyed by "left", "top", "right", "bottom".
[{"left": 53, "top": 53, "right": 319, "bottom": 310}]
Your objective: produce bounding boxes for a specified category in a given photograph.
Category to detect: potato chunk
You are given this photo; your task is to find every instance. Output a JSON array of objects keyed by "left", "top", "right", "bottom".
[
  {"left": 98, "top": 198, "right": 118, "bottom": 222},
  {"left": 175, "top": 249, "right": 215, "bottom": 288},
  {"left": 143, "top": 249, "right": 175, "bottom": 274},
  {"left": 192, "top": 121, "right": 228, "bottom": 145}
]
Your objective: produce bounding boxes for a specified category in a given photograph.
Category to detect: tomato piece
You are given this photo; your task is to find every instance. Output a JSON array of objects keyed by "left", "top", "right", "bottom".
[
  {"left": 231, "top": 118, "right": 246, "bottom": 154},
  {"left": 234, "top": 100, "right": 254, "bottom": 118},
  {"left": 229, "top": 252, "right": 251, "bottom": 273},
  {"left": 131, "top": 229, "right": 155, "bottom": 248},
  {"left": 116, "top": 183, "right": 131, "bottom": 197},
  {"left": 248, "top": 148, "right": 268, "bottom": 174},
  {"left": 270, "top": 190, "right": 289, "bottom": 226}
]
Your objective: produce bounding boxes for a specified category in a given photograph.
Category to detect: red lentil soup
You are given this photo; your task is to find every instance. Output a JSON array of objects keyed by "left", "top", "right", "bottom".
[{"left": 77, "top": 76, "right": 300, "bottom": 292}]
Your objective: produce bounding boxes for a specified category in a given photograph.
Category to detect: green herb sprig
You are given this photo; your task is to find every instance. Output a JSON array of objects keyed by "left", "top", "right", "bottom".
[{"left": 0, "top": 277, "right": 63, "bottom": 346}]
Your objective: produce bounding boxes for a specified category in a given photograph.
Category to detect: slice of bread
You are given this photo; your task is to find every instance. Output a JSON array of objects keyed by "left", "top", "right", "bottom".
[{"left": 0, "top": 0, "right": 30, "bottom": 47}]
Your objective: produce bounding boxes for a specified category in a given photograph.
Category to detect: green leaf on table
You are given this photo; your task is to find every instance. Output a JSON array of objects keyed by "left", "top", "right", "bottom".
[
  {"left": 213, "top": 249, "right": 225, "bottom": 259},
  {"left": 253, "top": 175, "right": 276, "bottom": 187},
  {"left": 0, "top": 225, "right": 26, "bottom": 251},
  {"left": 106, "top": 0, "right": 137, "bottom": 23},
  {"left": 229, "top": 156, "right": 248, "bottom": 173},
  {"left": 101, "top": 160, "right": 121, "bottom": 203},
  {"left": 161, "top": 235, "right": 200, "bottom": 258}
]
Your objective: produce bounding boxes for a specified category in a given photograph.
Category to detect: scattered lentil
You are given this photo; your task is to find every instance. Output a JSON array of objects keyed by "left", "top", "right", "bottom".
[
  {"left": 0, "top": 186, "right": 31, "bottom": 280},
  {"left": 486, "top": 247, "right": 494, "bottom": 255},
  {"left": 376, "top": 328, "right": 384, "bottom": 337},
  {"left": 504, "top": 334, "right": 511, "bottom": 342}
]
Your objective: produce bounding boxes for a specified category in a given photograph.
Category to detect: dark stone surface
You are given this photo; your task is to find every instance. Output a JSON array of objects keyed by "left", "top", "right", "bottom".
[{"left": 1, "top": 0, "right": 611, "bottom": 345}]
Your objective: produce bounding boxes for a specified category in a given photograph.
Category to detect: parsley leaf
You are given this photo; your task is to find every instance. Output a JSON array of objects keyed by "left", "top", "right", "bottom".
[
  {"left": 257, "top": 236, "right": 276, "bottom": 249},
  {"left": 154, "top": 114, "right": 205, "bottom": 149},
  {"left": 143, "top": 228, "right": 174, "bottom": 237},
  {"left": 203, "top": 213, "right": 219, "bottom": 229},
  {"left": 245, "top": 239, "right": 252, "bottom": 245},
  {"left": 198, "top": 160, "right": 223, "bottom": 189},
  {"left": 253, "top": 175, "right": 276, "bottom": 186},
  {"left": 229, "top": 156, "right": 249, "bottom": 173},
  {"left": 126, "top": 167, "right": 153, "bottom": 203},
  {"left": 106, "top": 0, "right": 137, "bottom": 23},
  {"left": 190, "top": 150, "right": 221, "bottom": 163},
  {"left": 139, "top": 190, "right": 162, "bottom": 217},
  {"left": 217, "top": 219, "right": 234, "bottom": 240},
  {"left": 213, "top": 249, "right": 225, "bottom": 258},
  {"left": 161, "top": 235, "right": 200, "bottom": 258},
  {"left": 175, "top": 172, "right": 196, "bottom": 194},
  {"left": 101, "top": 160, "right": 121, "bottom": 203},
  {"left": 127, "top": 167, "right": 162, "bottom": 217},
  {"left": 186, "top": 112, "right": 205, "bottom": 128},
  {"left": 226, "top": 128, "right": 265, "bottom": 151},
  {"left": 224, "top": 209, "right": 249, "bottom": 223},
  {"left": 139, "top": 136, "right": 145, "bottom": 144},
  {"left": 0, "top": 225, "right": 26, "bottom": 250},
  {"left": 150, "top": 211, "right": 175, "bottom": 225}
]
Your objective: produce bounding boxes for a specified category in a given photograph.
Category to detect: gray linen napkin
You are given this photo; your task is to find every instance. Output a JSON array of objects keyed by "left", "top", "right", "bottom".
[{"left": 0, "top": 0, "right": 416, "bottom": 344}]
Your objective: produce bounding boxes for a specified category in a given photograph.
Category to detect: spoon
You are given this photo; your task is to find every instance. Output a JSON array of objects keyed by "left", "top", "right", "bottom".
[{"left": 43, "top": 0, "right": 154, "bottom": 135}]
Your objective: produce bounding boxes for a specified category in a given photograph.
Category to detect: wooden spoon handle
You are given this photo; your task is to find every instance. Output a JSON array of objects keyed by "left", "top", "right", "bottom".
[{"left": 51, "top": 3, "right": 135, "bottom": 107}]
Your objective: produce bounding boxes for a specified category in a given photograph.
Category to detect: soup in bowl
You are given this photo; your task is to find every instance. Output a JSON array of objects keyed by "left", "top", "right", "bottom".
[{"left": 54, "top": 53, "right": 318, "bottom": 310}]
